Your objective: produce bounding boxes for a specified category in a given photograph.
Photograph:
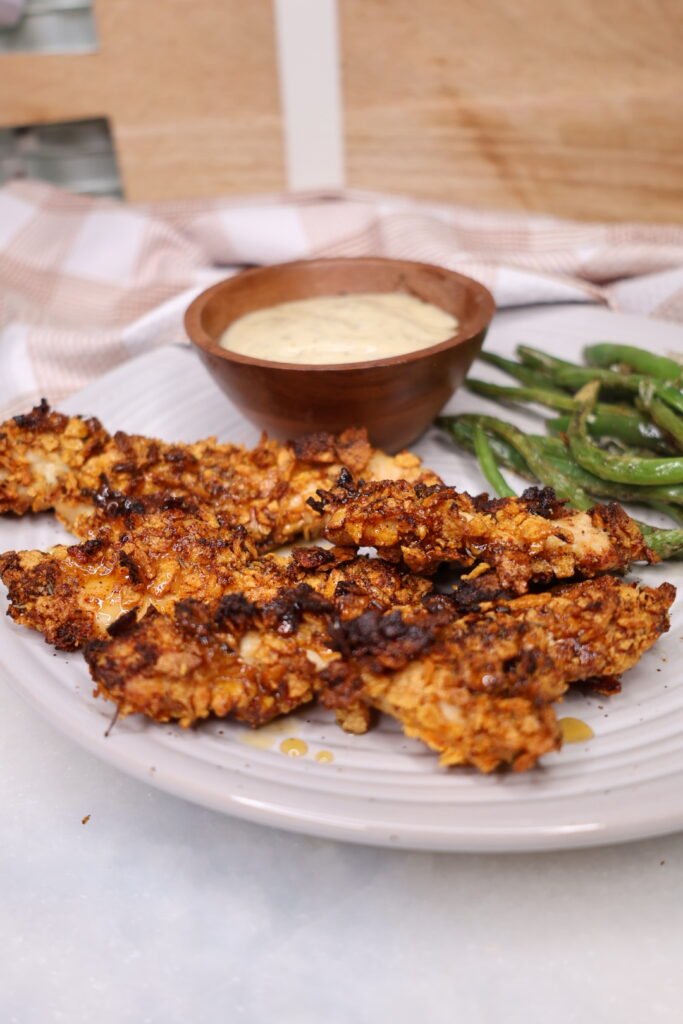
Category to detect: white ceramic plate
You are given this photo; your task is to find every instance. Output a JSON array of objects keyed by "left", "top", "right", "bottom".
[{"left": 2, "top": 304, "right": 682, "bottom": 852}]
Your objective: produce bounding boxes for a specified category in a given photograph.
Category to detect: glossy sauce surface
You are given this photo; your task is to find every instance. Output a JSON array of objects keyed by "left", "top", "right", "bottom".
[
  {"left": 280, "top": 738, "right": 308, "bottom": 757},
  {"left": 559, "top": 717, "right": 595, "bottom": 743},
  {"left": 219, "top": 292, "right": 458, "bottom": 364}
]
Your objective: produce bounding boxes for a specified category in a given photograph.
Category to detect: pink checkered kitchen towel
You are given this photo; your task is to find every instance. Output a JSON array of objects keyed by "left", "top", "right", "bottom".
[{"left": 1, "top": 179, "right": 683, "bottom": 418}]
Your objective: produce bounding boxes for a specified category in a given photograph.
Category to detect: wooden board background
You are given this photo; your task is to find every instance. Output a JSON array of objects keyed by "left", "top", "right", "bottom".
[
  {"left": 0, "top": 1, "right": 286, "bottom": 198},
  {"left": 340, "top": 0, "right": 683, "bottom": 222},
  {"left": 1, "top": 0, "right": 682, "bottom": 222}
]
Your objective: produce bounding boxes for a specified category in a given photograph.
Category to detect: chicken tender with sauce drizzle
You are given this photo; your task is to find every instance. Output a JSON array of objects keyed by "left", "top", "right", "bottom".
[
  {"left": 84, "top": 576, "right": 674, "bottom": 772},
  {"left": 1, "top": 398, "right": 677, "bottom": 775},
  {"left": 83, "top": 561, "right": 437, "bottom": 730},
  {"left": 322, "top": 576, "right": 675, "bottom": 770},
  {"left": 0, "top": 511, "right": 434, "bottom": 651},
  {"left": 0, "top": 400, "right": 109, "bottom": 516},
  {"left": 313, "top": 476, "right": 654, "bottom": 591},
  {"left": 86, "top": 593, "right": 331, "bottom": 729},
  {"left": 0, "top": 506, "right": 257, "bottom": 649}
]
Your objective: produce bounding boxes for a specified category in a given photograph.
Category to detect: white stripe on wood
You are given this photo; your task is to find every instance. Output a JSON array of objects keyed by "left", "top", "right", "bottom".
[{"left": 273, "top": 0, "right": 345, "bottom": 191}]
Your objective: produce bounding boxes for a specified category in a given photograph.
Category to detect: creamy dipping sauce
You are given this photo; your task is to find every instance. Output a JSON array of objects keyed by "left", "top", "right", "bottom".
[{"left": 219, "top": 292, "right": 458, "bottom": 364}]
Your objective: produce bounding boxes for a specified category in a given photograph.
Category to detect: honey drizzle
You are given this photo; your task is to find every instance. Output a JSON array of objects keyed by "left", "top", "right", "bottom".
[
  {"left": 279, "top": 738, "right": 308, "bottom": 757},
  {"left": 559, "top": 717, "right": 595, "bottom": 743}
]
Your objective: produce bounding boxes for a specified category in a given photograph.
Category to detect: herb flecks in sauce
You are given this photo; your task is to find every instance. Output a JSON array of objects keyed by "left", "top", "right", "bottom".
[{"left": 220, "top": 293, "right": 458, "bottom": 365}]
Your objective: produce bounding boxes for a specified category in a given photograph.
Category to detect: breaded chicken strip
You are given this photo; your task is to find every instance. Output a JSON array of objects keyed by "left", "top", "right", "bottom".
[
  {"left": 0, "top": 511, "right": 434, "bottom": 650},
  {"left": 85, "top": 591, "right": 333, "bottom": 728},
  {"left": 313, "top": 477, "right": 654, "bottom": 591},
  {"left": 0, "top": 400, "right": 109, "bottom": 516},
  {"left": 84, "top": 564, "right": 438, "bottom": 730},
  {"left": 322, "top": 576, "right": 675, "bottom": 770},
  {"left": 63, "top": 427, "right": 427, "bottom": 547},
  {"left": 0, "top": 506, "right": 257, "bottom": 649},
  {"left": 84, "top": 576, "right": 674, "bottom": 771},
  {"left": 0, "top": 401, "right": 439, "bottom": 548}
]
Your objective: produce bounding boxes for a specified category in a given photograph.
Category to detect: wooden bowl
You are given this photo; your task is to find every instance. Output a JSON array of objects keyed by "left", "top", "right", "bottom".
[{"left": 184, "top": 257, "right": 495, "bottom": 452}]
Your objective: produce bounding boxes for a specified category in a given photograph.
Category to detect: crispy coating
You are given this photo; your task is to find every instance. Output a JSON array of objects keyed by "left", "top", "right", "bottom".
[
  {"left": 315, "top": 478, "right": 655, "bottom": 590},
  {"left": 63, "top": 428, "right": 381, "bottom": 546},
  {"left": 85, "top": 597, "right": 329, "bottom": 728},
  {"left": 84, "top": 576, "right": 674, "bottom": 770},
  {"left": 322, "top": 577, "right": 675, "bottom": 770},
  {"left": 0, "top": 511, "right": 434, "bottom": 650},
  {"left": 1, "top": 400, "right": 677, "bottom": 774},
  {"left": 0, "top": 400, "right": 109, "bottom": 516},
  {"left": 0, "top": 401, "right": 439, "bottom": 548},
  {"left": 84, "top": 566, "right": 434, "bottom": 728},
  {"left": 0, "top": 507, "right": 256, "bottom": 649}
]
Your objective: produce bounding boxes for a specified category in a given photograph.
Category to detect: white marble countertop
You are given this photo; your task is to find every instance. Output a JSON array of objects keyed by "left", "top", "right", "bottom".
[{"left": 4, "top": 677, "right": 683, "bottom": 1024}]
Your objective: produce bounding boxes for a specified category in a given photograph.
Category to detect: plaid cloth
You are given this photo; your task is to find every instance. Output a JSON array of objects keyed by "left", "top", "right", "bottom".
[{"left": 1, "top": 179, "right": 683, "bottom": 418}]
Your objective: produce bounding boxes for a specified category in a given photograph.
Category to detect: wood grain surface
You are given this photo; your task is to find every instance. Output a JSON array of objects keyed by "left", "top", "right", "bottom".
[
  {"left": 0, "top": 0, "right": 286, "bottom": 199},
  {"left": 340, "top": 0, "right": 683, "bottom": 222},
  {"left": 1, "top": 0, "right": 682, "bottom": 222}
]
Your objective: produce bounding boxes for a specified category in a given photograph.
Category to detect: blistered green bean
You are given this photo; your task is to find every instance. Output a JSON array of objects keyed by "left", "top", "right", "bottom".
[
  {"left": 472, "top": 425, "right": 517, "bottom": 497},
  {"left": 568, "top": 383, "right": 683, "bottom": 486},
  {"left": 555, "top": 367, "right": 683, "bottom": 416},
  {"left": 584, "top": 343, "right": 683, "bottom": 383},
  {"left": 441, "top": 415, "right": 683, "bottom": 507},
  {"left": 635, "top": 391, "right": 683, "bottom": 452},
  {"left": 436, "top": 417, "right": 531, "bottom": 477},
  {"left": 516, "top": 345, "right": 580, "bottom": 375},
  {"left": 547, "top": 411, "right": 670, "bottom": 453},
  {"left": 477, "top": 352, "right": 563, "bottom": 390},
  {"left": 455, "top": 414, "right": 592, "bottom": 508}
]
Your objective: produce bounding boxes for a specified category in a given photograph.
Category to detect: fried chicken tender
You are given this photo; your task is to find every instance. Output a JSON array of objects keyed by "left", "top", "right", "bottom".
[
  {"left": 0, "top": 401, "right": 439, "bottom": 548},
  {"left": 84, "top": 576, "right": 674, "bottom": 771},
  {"left": 322, "top": 576, "right": 675, "bottom": 770},
  {"left": 0, "top": 400, "right": 109, "bottom": 516},
  {"left": 0, "top": 506, "right": 257, "bottom": 649},
  {"left": 85, "top": 594, "right": 331, "bottom": 729},
  {"left": 84, "top": 558, "right": 436, "bottom": 729},
  {"left": 314, "top": 477, "right": 655, "bottom": 591},
  {"left": 0, "top": 509, "right": 434, "bottom": 651},
  {"left": 2, "top": 400, "right": 677, "bottom": 774}
]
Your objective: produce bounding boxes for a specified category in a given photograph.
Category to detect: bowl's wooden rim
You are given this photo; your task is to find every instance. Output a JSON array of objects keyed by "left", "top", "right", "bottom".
[{"left": 184, "top": 257, "right": 496, "bottom": 373}]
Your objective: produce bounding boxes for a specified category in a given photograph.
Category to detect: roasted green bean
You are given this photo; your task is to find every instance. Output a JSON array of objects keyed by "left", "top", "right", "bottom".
[
  {"left": 555, "top": 367, "right": 683, "bottom": 416},
  {"left": 472, "top": 424, "right": 517, "bottom": 497},
  {"left": 477, "top": 352, "right": 563, "bottom": 390},
  {"left": 440, "top": 415, "right": 683, "bottom": 507},
  {"left": 568, "top": 383, "right": 683, "bottom": 486},
  {"left": 455, "top": 414, "right": 593, "bottom": 508},
  {"left": 436, "top": 418, "right": 531, "bottom": 477},
  {"left": 584, "top": 343, "right": 683, "bottom": 383},
  {"left": 547, "top": 412, "right": 670, "bottom": 453},
  {"left": 439, "top": 334, "right": 683, "bottom": 559},
  {"left": 635, "top": 390, "right": 683, "bottom": 452},
  {"left": 466, "top": 379, "right": 577, "bottom": 412},
  {"left": 516, "top": 345, "right": 579, "bottom": 375}
]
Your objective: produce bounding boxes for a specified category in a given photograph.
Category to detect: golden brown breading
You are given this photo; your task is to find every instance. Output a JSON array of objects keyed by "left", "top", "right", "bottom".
[
  {"left": 322, "top": 576, "right": 675, "bottom": 769},
  {"left": 61, "top": 427, "right": 383, "bottom": 545},
  {"left": 0, "top": 507, "right": 256, "bottom": 649},
  {"left": 83, "top": 571, "right": 435, "bottom": 728},
  {"left": 0, "top": 401, "right": 440, "bottom": 548},
  {"left": 314, "top": 478, "right": 655, "bottom": 590},
  {"left": 83, "top": 576, "right": 675, "bottom": 771},
  {"left": 0, "top": 400, "right": 109, "bottom": 516},
  {"left": 2, "top": 400, "right": 676, "bottom": 775},
  {"left": 85, "top": 595, "right": 332, "bottom": 728},
  {"left": 0, "top": 507, "right": 435, "bottom": 650}
]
